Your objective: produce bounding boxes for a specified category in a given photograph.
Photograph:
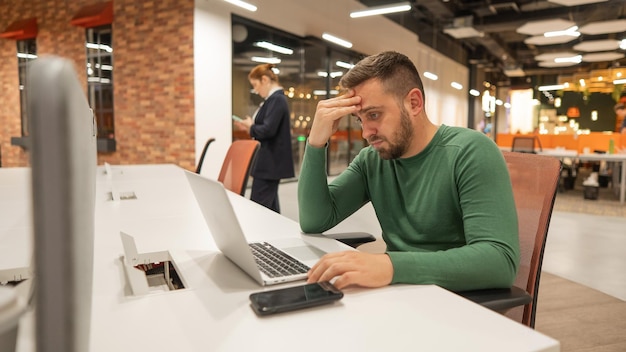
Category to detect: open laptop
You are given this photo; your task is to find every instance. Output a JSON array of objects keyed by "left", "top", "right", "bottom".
[{"left": 184, "top": 170, "right": 328, "bottom": 286}]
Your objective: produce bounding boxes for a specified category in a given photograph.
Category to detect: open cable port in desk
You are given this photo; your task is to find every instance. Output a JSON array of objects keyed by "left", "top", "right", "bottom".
[
  {"left": 120, "top": 232, "right": 186, "bottom": 296},
  {"left": 135, "top": 261, "right": 185, "bottom": 292}
]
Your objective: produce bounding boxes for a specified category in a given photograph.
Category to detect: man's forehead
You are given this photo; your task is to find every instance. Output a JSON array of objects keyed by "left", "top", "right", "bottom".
[{"left": 353, "top": 79, "right": 391, "bottom": 101}]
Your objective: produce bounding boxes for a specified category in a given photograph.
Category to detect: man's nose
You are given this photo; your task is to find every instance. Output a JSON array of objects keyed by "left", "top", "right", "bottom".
[{"left": 360, "top": 122, "right": 376, "bottom": 140}]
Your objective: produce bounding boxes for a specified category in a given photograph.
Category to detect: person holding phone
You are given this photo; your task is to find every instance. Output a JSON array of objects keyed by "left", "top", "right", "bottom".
[
  {"left": 298, "top": 51, "right": 520, "bottom": 291},
  {"left": 234, "top": 64, "right": 294, "bottom": 213}
]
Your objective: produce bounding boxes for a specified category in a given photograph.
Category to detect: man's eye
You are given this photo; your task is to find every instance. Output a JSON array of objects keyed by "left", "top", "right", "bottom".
[
  {"left": 368, "top": 112, "right": 380, "bottom": 120},
  {"left": 353, "top": 115, "right": 362, "bottom": 124}
]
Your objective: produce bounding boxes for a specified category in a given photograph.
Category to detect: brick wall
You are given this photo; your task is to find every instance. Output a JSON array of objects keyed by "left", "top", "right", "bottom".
[{"left": 0, "top": 0, "right": 195, "bottom": 169}]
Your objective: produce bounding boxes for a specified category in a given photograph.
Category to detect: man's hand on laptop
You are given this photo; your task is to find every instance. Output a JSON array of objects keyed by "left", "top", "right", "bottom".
[{"left": 306, "top": 251, "right": 393, "bottom": 289}]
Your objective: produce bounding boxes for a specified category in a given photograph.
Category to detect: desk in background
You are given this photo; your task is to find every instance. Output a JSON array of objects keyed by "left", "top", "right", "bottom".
[
  {"left": 2, "top": 164, "right": 559, "bottom": 351},
  {"left": 538, "top": 149, "right": 626, "bottom": 204}
]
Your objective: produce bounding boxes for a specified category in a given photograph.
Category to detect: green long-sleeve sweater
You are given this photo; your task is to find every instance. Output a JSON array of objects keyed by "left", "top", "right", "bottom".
[{"left": 298, "top": 125, "right": 519, "bottom": 291}]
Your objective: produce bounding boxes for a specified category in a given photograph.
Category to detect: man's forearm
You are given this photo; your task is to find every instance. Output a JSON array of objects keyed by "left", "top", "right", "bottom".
[{"left": 297, "top": 143, "right": 336, "bottom": 233}]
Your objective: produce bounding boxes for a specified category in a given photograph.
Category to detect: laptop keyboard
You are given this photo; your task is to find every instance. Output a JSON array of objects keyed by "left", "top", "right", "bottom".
[{"left": 249, "top": 242, "right": 310, "bottom": 278}]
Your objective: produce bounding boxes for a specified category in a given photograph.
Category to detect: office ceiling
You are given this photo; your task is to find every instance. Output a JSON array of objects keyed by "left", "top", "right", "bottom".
[{"left": 358, "top": 0, "right": 626, "bottom": 88}]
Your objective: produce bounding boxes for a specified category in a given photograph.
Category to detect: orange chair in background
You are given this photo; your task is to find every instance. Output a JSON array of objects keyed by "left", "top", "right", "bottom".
[{"left": 218, "top": 140, "right": 260, "bottom": 196}]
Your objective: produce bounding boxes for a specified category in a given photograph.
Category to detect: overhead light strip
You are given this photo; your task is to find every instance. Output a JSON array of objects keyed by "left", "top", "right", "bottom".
[
  {"left": 322, "top": 33, "right": 353, "bottom": 48},
  {"left": 17, "top": 53, "right": 37, "bottom": 59},
  {"left": 223, "top": 0, "right": 257, "bottom": 12},
  {"left": 423, "top": 71, "right": 438, "bottom": 81},
  {"left": 350, "top": 2, "right": 411, "bottom": 18},
  {"left": 251, "top": 56, "right": 281, "bottom": 64},
  {"left": 336, "top": 60, "right": 355, "bottom": 69},
  {"left": 538, "top": 84, "right": 567, "bottom": 91},
  {"left": 544, "top": 26, "right": 580, "bottom": 38},
  {"left": 254, "top": 41, "right": 293, "bottom": 55},
  {"left": 554, "top": 55, "right": 582, "bottom": 63}
]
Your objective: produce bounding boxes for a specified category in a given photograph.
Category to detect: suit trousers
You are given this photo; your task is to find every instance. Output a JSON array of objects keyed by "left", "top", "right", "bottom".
[{"left": 250, "top": 178, "right": 280, "bottom": 213}]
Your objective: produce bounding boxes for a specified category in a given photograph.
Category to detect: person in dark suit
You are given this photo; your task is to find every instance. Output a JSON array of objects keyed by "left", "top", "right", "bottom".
[{"left": 234, "top": 63, "right": 294, "bottom": 213}]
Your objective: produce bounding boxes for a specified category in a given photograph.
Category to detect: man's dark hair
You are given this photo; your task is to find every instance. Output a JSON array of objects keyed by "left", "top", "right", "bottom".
[{"left": 339, "top": 51, "right": 425, "bottom": 103}]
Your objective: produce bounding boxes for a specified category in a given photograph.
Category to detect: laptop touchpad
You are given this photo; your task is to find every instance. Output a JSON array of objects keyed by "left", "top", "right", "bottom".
[{"left": 283, "top": 245, "right": 326, "bottom": 261}]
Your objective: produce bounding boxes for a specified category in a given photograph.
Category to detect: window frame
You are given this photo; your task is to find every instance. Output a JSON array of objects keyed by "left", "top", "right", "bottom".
[{"left": 85, "top": 24, "right": 116, "bottom": 152}]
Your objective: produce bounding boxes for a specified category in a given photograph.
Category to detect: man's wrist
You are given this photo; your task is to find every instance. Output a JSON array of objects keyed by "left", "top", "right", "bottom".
[{"left": 307, "top": 138, "right": 327, "bottom": 148}]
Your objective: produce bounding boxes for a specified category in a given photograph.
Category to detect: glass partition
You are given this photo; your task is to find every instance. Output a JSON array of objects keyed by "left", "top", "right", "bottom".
[{"left": 231, "top": 16, "right": 364, "bottom": 177}]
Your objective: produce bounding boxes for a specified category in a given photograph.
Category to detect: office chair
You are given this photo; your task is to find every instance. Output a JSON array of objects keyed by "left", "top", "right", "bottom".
[
  {"left": 218, "top": 139, "right": 260, "bottom": 196},
  {"left": 357, "top": 151, "right": 561, "bottom": 328},
  {"left": 511, "top": 135, "right": 542, "bottom": 153},
  {"left": 457, "top": 151, "right": 561, "bottom": 328},
  {"left": 195, "top": 137, "right": 216, "bottom": 174}
]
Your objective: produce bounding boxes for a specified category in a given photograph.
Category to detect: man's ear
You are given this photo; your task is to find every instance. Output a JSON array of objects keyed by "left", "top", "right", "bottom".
[{"left": 406, "top": 88, "right": 424, "bottom": 114}]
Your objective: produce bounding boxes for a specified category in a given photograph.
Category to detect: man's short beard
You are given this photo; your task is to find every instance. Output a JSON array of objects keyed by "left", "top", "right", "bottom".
[{"left": 376, "top": 107, "right": 413, "bottom": 160}]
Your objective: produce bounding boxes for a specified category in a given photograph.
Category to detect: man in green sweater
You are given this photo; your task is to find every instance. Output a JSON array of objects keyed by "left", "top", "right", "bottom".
[{"left": 299, "top": 51, "right": 519, "bottom": 292}]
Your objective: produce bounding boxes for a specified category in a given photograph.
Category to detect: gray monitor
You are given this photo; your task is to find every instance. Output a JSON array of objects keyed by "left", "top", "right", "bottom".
[{"left": 28, "top": 55, "right": 97, "bottom": 352}]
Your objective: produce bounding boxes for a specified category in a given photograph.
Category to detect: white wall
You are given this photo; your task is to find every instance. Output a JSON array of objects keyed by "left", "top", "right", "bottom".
[{"left": 194, "top": 0, "right": 469, "bottom": 178}]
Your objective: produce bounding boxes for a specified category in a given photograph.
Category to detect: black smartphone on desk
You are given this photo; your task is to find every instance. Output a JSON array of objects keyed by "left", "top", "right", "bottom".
[{"left": 249, "top": 281, "right": 343, "bottom": 316}]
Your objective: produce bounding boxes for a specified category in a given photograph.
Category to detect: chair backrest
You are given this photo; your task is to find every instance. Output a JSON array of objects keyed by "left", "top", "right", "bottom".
[
  {"left": 502, "top": 151, "right": 561, "bottom": 327},
  {"left": 218, "top": 139, "right": 260, "bottom": 196},
  {"left": 511, "top": 136, "right": 542, "bottom": 153},
  {"left": 195, "top": 137, "right": 216, "bottom": 174}
]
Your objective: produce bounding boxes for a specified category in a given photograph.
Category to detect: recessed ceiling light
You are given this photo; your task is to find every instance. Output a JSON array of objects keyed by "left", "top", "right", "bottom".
[
  {"left": 336, "top": 61, "right": 355, "bottom": 69},
  {"left": 223, "top": 0, "right": 257, "bottom": 12},
  {"left": 253, "top": 41, "right": 293, "bottom": 55},
  {"left": 350, "top": 2, "right": 411, "bottom": 18},
  {"left": 251, "top": 56, "right": 281, "bottom": 64},
  {"left": 423, "top": 71, "right": 438, "bottom": 80},
  {"left": 322, "top": 33, "right": 353, "bottom": 48}
]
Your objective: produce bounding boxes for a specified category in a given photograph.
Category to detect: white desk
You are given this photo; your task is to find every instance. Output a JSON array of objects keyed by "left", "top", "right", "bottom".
[
  {"left": 0, "top": 168, "right": 32, "bottom": 283},
  {"left": 3, "top": 164, "right": 559, "bottom": 351},
  {"left": 538, "top": 149, "right": 626, "bottom": 204}
]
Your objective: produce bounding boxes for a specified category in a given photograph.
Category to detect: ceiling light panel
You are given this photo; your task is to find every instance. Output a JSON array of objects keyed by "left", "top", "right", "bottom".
[
  {"left": 524, "top": 35, "right": 578, "bottom": 46},
  {"left": 538, "top": 61, "right": 579, "bottom": 68},
  {"left": 582, "top": 52, "right": 625, "bottom": 62},
  {"left": 579, "top": 19, "right": 626, "bottom": 35},
  {"left": 534, "top": 51, "right": 578, "bottom": 62},
  {"left": 443, "top": 27, "right": 483, "bottom": 39},
  {"left": 516, "top": 19, "right": 575, "bottom": 35},
  {"left": 573, "top": 39, "right": 620, "bottom": 52},
  {"left": 503, "top": 67, "right": 526, "bottom": 77},
  {"left": 547, "top": 0, "right": 608, "bottom": 6}
]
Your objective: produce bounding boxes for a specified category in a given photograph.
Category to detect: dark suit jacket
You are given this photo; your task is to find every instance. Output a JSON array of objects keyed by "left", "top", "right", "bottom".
[{"left": 249, "top": 89, "right": 295, "bottom": 180}]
